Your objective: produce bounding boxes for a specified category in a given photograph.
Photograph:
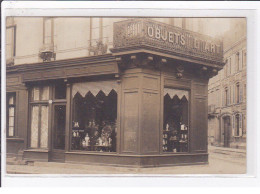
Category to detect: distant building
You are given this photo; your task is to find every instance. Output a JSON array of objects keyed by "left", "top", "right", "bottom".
[{"left": 208, "top": 19, "right": 246, "bottom": 149}]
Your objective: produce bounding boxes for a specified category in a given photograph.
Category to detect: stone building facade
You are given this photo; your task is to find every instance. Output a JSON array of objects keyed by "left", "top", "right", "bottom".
[
  {"left": 208, "top": 19, "right": 247, "bottom": 149},
  {"left": 6, "top": 17, "right": 224, "bottom": 166}
]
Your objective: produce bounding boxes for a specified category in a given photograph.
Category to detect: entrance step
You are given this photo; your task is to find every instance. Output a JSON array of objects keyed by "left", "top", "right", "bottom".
[
  {"left": 6, "top": 157, "right": 28, "bottom": 165},
  {"left": 6, "top": 157, "right": 17, "bottom": 165}
]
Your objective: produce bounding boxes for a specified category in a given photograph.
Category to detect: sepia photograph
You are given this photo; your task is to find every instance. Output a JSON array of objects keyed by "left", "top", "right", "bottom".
[{"left": 3, "top": 15, "right": 248, "bottom": 175}]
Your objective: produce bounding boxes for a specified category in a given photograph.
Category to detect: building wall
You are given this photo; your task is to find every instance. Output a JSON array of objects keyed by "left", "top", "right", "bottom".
[
  {"left": 208, "top": 18, "right": 246, "bottom": 149},
  {"left": 6, "top": 17, "right": 225, "bottom": 66}
]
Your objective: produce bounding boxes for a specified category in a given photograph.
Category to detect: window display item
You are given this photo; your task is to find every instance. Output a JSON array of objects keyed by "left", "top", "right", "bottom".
[{"left": 163, "top": 88, "right": 189, "bottom": 153}]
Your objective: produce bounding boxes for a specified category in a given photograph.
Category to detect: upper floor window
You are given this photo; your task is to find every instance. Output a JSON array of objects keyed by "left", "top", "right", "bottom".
[
  {"left": 89, "top": 18, "right": 108, "bottom": 56},
  {"left": 236, "top": 52, "right": 240, "bottom": 72},
  {"left": 6, "top": 93, "right": 16, "bottom": 137},
  {"left": 235, "top": 83, "right": 239, "bottom": 103},
  {"left": 43, "top": 18, "right": 53, "bottom": 45},
  {"left": 234, "top": 114, "right": 242, "bottom": 137},
  {"left": 242, "top": 50, "right": 247, "bottom": 67},
  {"left": 229, "top": 57, "right": 232, "bottom": 75},
  {"left": 39, "top": 18, "right": 56, "bottom": 62},
  {"left": 225, "top": 58, "right": 232, "bottom": 77},
  {"left": 224, "top": 87, "right": 229, "bottom": 106},
  {"left": 6, "top": 25, "right": 16, "bottom": 66},
  {"left": 216, "top": 89, "right": 220, "bottom": 107}
]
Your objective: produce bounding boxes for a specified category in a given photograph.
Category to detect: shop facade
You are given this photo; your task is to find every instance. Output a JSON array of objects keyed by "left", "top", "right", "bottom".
[{"left": 6, "top": 18, "right": 223, "bottom": 167}]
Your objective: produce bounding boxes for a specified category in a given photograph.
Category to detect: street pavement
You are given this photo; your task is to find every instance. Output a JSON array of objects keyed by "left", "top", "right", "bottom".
[{"left": 5, "top": 146, "right": 246, "bottom": 174}]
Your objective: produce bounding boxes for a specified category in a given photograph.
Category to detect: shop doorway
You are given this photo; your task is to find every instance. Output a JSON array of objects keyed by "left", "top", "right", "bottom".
[
  {"left": 223, "top": 116, "right": 231, "bottom": 147},
  {"left": 50, "top": 104, "right": 66, "bottom": 162}
]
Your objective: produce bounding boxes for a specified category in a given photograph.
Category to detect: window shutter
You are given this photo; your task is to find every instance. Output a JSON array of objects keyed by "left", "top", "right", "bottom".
[
  {"left": 229, "top": 86, "right": 231, "bottom": 105},
  {"left": 233, "top": 85, "right": 235, "bottom": 104},
  {"left": 239, "top": 114, "right": 242, "bottom": 136},
  {"left": 227, "top": 89, "right": 229, "bottom": 105},
  {"left": 222, "top": 89, "right": 225, "bottom": 106},
  {"left": 239, "top": 51, "right": 243, "bottom": 70},
  {"left": 232, "top": 115, "right": 235, "bottom": 136},
  {"left": 240, "top": 85, "right": 243, "bottom": 103}
]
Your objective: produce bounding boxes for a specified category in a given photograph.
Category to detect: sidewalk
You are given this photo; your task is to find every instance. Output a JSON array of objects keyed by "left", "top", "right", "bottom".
[
  {"left": 208, "top": 145, "right": 246, "bottom": 154},
  {"left": 5, "top": 146, "right": 247, "bottom": 175}
]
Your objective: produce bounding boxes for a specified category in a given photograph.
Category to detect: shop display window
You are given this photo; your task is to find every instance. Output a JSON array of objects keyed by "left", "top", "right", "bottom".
[
  {"left": 163, "top": 88, "right": 189, "bottom": 153},
  {"left": 71, "top": 84, "right": 117, "bottom": 152}
]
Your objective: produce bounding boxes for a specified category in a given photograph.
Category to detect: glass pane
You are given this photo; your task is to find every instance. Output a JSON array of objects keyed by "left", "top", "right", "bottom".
[
  {"left": 9, "top": 126, "right": 14, "bottom": 137},
  {"left": 71, "top": 90, "right": 117, "bottom": 152},
  {"left": 91, "top": 28, "right": 100, "bottom": 42},
  {"left": 9, "top": 107, "right": 14, "bottom": 117},
  {"left": 163, "top": 88, "right": 189, "bottom": 153},
  {"left": 6, "top": 28, "right": 13, "bottom": 45},
  {"left": 9, "top": 96, "right": 14, "bottom": 105},
  {"left": 55, "top": 83, "right": 66, "bottom": 99},
  {"left": 53, "top": 105, "right": 66, "bottom": 149},
  {"left": 33, "top": 87, "right": 40, "bottom": 101},
  {"left": 45, "top": 36, "right": 52, "bottom": 45},
  {"left": 41, "top": 86, "right": 49, "bottom": 100},
  {"left": 40, "top": 106, "right": 49, "bottom": 148},
  {"left": 44, "top": 19, "right": 52, "bottom": 44},
  {"left": 6, "top": 44, "right": 12, "bottom": 60},
  {"left": 9, "top": 116, "right": 14, "bottom": 127},
  {"left": 30, "top": 106, "right": 39, "bottom": 148}
]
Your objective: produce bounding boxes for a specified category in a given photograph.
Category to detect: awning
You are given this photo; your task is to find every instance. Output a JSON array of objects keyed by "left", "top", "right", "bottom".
[
  {"left": 164, "top": 88, "right": 189, "bottom": 100},
  {"left": 72, "top": 80, "right": 118, "bottom": 98}
]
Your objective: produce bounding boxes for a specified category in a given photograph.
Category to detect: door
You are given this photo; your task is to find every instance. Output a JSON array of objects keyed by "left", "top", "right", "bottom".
[
  {"left": 223, "top": 116, "right": 231, "bottom": 147},
  {"left": 50, "top": 104, "right": 66, "bottom": 162}
]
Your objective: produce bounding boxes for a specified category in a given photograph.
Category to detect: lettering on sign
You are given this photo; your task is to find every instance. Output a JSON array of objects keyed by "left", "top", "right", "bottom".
[{"left": 113, "top": 19, "right": 223, "bottom": 65}]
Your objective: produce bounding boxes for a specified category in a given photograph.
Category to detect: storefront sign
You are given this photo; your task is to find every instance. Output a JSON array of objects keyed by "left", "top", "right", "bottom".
[{"left": 113, "top": 19, "right": 223, "bottom": 64}]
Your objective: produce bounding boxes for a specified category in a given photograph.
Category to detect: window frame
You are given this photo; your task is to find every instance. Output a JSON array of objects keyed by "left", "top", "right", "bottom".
[
  {"left": 242, "top": 50, "right": 247, "bottom": 67},
  {"left": 234, "top": 113, "right": 243, "bottom": 137},
  {"left": 28, "top": 86, "right": 51, "bottom": 149},
  {"left": 70, "top": 86, "right": 118, "bottom": 153},
  {"left": 6, "top": 92, "right": 16, "bottom": 138},
  {"left": 43, "top": 17, "right": 54, "bottom": 45},
  {"left": 236, "top": 83, "right": 240, "bottom": 104},
  {"left": 162, "top": 87, "right": 190, "bottom": 154},
  {"left": 236, "top": 52, "right": 240, "bottom": 72},
  {"left": 224, "top": 87, "right": 229, "bottom": 106},
  {"left": 6, "top": 25, "right": 16, "bottom": 64}
]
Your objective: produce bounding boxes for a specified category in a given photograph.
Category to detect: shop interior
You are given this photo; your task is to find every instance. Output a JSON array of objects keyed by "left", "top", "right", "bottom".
[
  {"left": 163, "top": 88, "right": 189, "bottom": 153},
  {"left": 72, "top": 88, "right": 117, "bottom": 152}
]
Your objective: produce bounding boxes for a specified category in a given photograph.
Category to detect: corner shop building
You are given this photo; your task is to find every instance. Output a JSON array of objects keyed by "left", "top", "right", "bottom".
[{"left": 6, "top": 19, "right": 224, "bottom": 167}]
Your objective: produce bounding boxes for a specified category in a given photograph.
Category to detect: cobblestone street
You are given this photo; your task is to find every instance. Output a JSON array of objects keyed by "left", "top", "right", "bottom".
[{"left": 6, "top": 146, "right": 246, "bottom": 175}]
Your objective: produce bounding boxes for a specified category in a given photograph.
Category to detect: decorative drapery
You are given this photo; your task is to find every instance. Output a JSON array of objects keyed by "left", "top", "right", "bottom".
[
  {"left": 72, "top": 81, "right": 118, "bottom": 98},
  {"left": 30, "top": 106, "right": 39, "bottom": 148},
  {"left": 164, "top": 88, "right": 189, "bottom": 100},
  {"left": 40, "top": 105, "right": 49, "bottom": 148}
]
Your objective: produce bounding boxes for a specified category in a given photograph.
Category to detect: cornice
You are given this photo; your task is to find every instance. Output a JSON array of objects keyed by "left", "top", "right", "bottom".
[
  {"left": 111, "top": 44, "right": 224, "bottom": 69},
  {"left": 6, "top": 53, "right": 116, "bottom": 74}
]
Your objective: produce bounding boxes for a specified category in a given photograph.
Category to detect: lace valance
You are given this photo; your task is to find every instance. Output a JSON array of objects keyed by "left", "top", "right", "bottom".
[
  {"left": 72, "top": 81, "right": 118, "bottom": 98},
  {"left": 164, "top": 88, "right": 189, "bottom": 100}
]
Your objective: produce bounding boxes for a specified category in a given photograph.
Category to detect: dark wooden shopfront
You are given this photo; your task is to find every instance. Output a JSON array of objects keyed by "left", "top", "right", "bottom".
[{"left": 6, "top": 18, "right": 224, "bottom": 167}]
